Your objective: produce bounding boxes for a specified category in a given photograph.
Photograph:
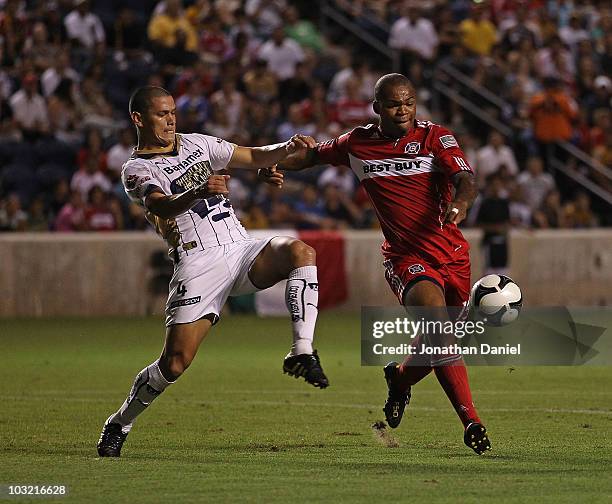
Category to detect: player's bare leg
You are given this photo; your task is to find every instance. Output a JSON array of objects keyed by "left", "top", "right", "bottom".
[
  {"left": 97, "top": 318, "right": 213, "bottom": 457},
  {"left": 384, "top": 280, "right": 490, "bottom": 453},
  {"left": 249, "top": 237, "right": 328, "bottom": 388}
]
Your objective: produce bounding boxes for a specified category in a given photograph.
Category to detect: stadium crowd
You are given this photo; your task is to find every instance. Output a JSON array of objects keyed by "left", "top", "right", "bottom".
[{"left": 0, "top": 0, "right": 609, "bottom": 234}]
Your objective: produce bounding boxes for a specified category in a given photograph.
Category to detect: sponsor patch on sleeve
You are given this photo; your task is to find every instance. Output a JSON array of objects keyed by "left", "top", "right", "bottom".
[
  {"left": 125, "top": 174, "right": 150, "bottom": 190},
  {"left": 439, "top": 134, "right": 458, "bottom": 149}
]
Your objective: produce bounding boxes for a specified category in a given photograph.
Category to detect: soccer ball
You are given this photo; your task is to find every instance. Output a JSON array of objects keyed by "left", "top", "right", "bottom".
[{"left": 470, "top": 274, "right": 523, "bottom": 326}]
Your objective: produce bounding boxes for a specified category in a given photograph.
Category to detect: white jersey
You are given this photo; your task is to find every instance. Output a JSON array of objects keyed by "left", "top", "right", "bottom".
[{"left": 121, "top": 133, "right": 249, "bottom": 259}]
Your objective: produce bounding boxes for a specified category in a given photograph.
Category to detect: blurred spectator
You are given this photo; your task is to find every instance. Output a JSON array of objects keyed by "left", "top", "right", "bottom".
[
  {"left": 41, "top": 48, "right": 80, "bottom": 98},
  {"left": 84, "top": 186, "right": 121, "bottom": 231},
  {"left": 292, "top": 184, "right": 328, "bottom": 230},
  {"left": 476, "top": 174, "right": 510, "bottom": 272},
  {"left": 200, "top": 14, "right": 230, "bottom": 64},
  {"left": 533, "top": 189, "right": 567, "bottom": 229},
  {"left": 499, "top": 6, "right": 540, "bottom": 51},
  {"left": 517, "top": 157, "right": 556, "bottom": 212},
  {"left": 279, "top": 62, "right": 312, "bottom": 111},
  {"left": 71, "top": 156, "right": 112, "bottom": 200},
  {"left": 322, "top": 184, "right": 363, "bottom": 228},
  {"left": 335, "top": 77, "right": 377, "bottom": 128},
  {"left": 243, "top": 59, "right": 279, "bottom": 102},
  {"left": 47, "top": 78, "right": 81, "bottom": 144},
  {"left": 508, "top": 185, "right": 532, "bottom": 229},
  {"left": 23, "top": 22, "right": 56, "bottom": 73},
  {"left": 475, "top": 131, "right": 519, "bottom": 187},
  {"left": 529, "top": 77, "right": 578, "bottom": 145},
  {"left": 388, "top": 3, "right": 439, "bottom": 62},
  {"left": 77, "top": 76, "right": 115, "bottom": 133},
  {"left": 9, "top": 73, "right": 49, "bottom": 141},
  {"left": 107, "top": 128, "right": 136, "bottom": 181},
  {"left": 0, "top": 193, "right": 28, "bottom": 231},
  {"left": 113, "top": 7, "right": 147, "bottom": 53},
  {"left": 435, "top": 8, "right": 459, "bottom": 59},
  {"left": 64, "top": 0, "right": 106, "bottom": 50},
  {"left": 241, "top": 201, "right": 270, "bottom": 229},
  {"left": 285, "top": 5, "right": 325, "bottom": 53},
  {"left": 209, "top": 79, "right": 245, "bottom": 135},
  {"left": 26, "top": 195, "right": 49, "bottom": 231},
  {"left": 205, "top": 103, "right": 238, "bottom": 140},
  {"left": 148, "top": 0, "right": 198, "bottom": 65},
  {"left": 277, "top": 103, "right": 315, "bottom": 142},
  {"left": 77, "top": 128, "right": 107, "bottom": 174},
  {"left": 327, "top": 56, "right": 376, "bottom": 104},
  {"left": 318, "top": 165, "right": 356, "bottom": 196},
  {"left": 257, "top": 27, "right": 305, "bottom": 81},
  {"left": 176, "top": 79, "right": 209, "bottom": 133},
  {"left": 245, "top": 0, "right": 286, "bottom": 37},
  {"left": 559, "top": 14, "right": 589, "bottom": 54},
  {"left": 459, "top": 5, "right": 498, "bottom": 57},
  {"left": 534, "top": 36, "right": 574, "bottom": 84},
  {"left": 54, "top": 190, "right": 86, "bottom": 232},
  {"left": 564, "top": 191, "right": 598, "bottom": 228}
]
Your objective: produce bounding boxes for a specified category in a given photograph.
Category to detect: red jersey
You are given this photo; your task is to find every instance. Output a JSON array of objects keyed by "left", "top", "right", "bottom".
[{"left": 316, "top": 121, "right": 474, "bottom": 264}]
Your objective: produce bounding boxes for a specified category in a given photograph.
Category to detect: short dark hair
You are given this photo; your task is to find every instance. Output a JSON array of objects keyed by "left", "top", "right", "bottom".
[
  {"left": 374, "top": 73, "right": 415, "bottom": 101},
  {"left": 128, "top": 86, "right": 171, "bottom": 114}
]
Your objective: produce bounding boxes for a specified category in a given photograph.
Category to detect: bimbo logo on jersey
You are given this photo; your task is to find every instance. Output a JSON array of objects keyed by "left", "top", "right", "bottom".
[
  {"left": 163, "top": 148, "right": 204, "bottom": 174},
  {"left": 170, "top": 161, "right": 213, "bottom": 192}
]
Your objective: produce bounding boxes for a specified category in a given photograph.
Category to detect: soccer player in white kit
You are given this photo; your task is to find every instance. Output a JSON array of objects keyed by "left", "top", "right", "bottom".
[{"left": 97, "top": 86, "right": 328, "bottom": 457}]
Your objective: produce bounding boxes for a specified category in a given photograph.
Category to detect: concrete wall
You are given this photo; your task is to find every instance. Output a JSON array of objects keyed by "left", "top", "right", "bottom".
[{"left": 1, "top": 229, "right": 610, "bottom": 317}]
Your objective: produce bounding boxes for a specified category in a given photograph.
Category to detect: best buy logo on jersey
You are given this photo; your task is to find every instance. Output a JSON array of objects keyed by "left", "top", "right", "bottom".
[
  {"left": 363, "top": 160, "right": 422, "bottom": 174},
  {"left": 163, "top": 149, "right": 204, "bottom": 174}
]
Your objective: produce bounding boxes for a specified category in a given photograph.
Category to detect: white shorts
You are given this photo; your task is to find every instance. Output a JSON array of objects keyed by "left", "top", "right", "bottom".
[{"left": 165, "top": 237, "right": 275, "bottom": 326}]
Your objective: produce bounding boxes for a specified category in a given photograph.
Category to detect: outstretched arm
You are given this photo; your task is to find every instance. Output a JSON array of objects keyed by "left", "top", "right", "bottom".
[
  {"left": 227, "top": 134, "right": 313, "bottom": 170},
  {"left": 443, "top": 171, "right": 478, "bottom": 225}
]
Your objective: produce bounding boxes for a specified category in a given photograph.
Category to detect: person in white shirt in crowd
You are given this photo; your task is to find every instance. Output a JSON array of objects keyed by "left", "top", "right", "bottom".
[
  {"left": 516, "top": 156, "right": 556, "bottom": 212},
  {"left": 327, "top": 55, "right": 378, "bottom": 104},
  {"left": 107, "top": 127, "right": 136, "bottom": 181},
  {"left": 475, "top": 130, "right": 519, "bottom": 188},
  {"left": 388, "top": 2, "right": 439, "bottom": 61},
  {"left": 257, "top": 27, "right": 305, "bottom": 82},
  {"left": 9, "top": 73, "right": 49, "bottom": 141},
  {"left": 245, "top": 0, "right": 286, "bottom": 37},
  {"left": 70, "top": 156, "right": 112, "bottom": 200},
  {"left": 64, "top": 0, "right": 106, "bottom": 49},
  {"left": 41, "top": 48, "right": 80, "bottom": 98}
]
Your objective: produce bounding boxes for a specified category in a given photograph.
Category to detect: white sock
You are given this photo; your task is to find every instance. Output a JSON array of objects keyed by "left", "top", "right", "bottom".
[
  {"left": 285, "top": 265, "right": 318, "bottom": 356},
  {"left": 107, "top": 360, "right": 174, "bottom": 433}
]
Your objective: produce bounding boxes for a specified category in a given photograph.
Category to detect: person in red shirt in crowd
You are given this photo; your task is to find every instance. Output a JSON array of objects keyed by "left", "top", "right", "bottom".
[
  {"left": 264, "top": 73, "right": 489, "bottom": 454},
  {"left": 84, "top": 186, "right": 122, "bottom": 231}
]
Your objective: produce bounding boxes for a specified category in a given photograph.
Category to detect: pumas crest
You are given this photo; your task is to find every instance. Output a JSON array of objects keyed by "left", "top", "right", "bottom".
[{"left": 404, "top": 142, "right": 420, "bottom": 155}]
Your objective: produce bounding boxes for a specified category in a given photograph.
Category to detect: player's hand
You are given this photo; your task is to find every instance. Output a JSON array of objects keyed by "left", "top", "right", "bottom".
[
  {"left": 258, "top": 165, "right": 284, "bottom": 188},
  {"left": 206, "top": 174, "right": 230, "bottom": 196},
  {"left": 286, "top": 134, "right": 316, "bottom": 155},
  {"left": 444, "top": 200, "right": 468, "bottom": 225},
  {"left": 193, "top": 175, "right": 230, "bottom": 198}
]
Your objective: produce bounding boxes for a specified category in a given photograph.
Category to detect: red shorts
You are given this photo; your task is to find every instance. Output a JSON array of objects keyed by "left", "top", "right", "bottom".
[{"left": 383, "top": 251, "right": 471, "bottom": 307}]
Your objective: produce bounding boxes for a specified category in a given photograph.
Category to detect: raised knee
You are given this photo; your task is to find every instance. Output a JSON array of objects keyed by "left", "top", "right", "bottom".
[{"left": 289, "top": 240, "right": 316, "bottom": 267}]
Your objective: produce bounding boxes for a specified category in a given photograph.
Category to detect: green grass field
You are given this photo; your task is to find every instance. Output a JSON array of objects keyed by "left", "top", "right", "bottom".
[{"left": 2, "top": 314, "right": 611, "bottom": 503}]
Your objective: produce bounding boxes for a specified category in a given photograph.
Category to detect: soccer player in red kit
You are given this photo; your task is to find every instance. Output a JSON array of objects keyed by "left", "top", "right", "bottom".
[{"left": 265, "top": 73, "right": 491, "bottom": 454}]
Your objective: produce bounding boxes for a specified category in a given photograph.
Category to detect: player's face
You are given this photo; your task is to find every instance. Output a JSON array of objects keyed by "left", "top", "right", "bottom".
[
  {"left": 376, "top": 85, "right": 417, "bottom": 138},
  {"left": 137, "top": 95, "right": 177, "bottom": 147}
]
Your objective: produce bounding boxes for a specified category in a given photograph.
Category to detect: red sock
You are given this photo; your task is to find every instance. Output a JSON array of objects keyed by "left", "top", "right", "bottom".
[
  {"left": 397, "top": 364, "right": 431, "bottom": 390},
  {"left": 433, "top": 359, "right": 480, "bottom": 428},
  {"left": 396, "top": 335, "right": 432, "bottom": 390}
]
